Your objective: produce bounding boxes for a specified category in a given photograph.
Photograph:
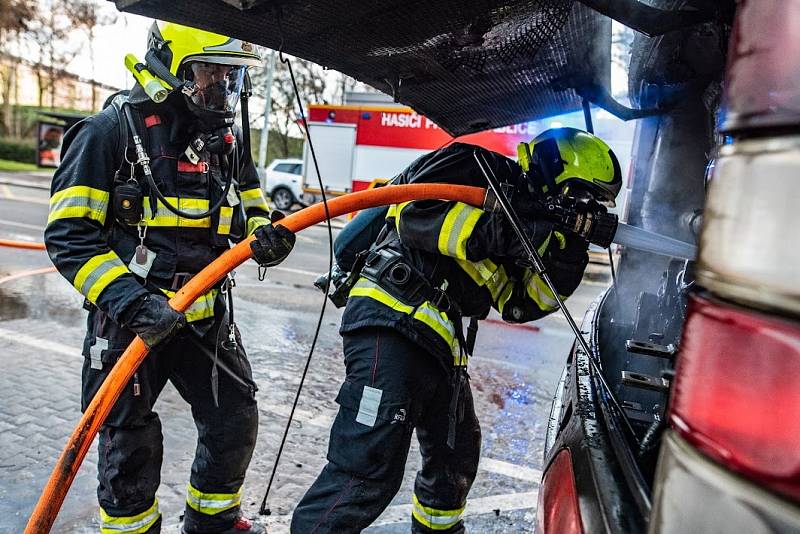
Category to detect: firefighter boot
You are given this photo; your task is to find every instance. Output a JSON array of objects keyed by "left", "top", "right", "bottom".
[{"left": 182, "top": 512, "right": 265, "bottom": 534}]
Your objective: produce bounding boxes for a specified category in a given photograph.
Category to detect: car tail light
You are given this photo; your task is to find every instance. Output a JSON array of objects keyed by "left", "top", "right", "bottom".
[
  {"left": 536, "top": 449, "right": 584, "bottom": 534},
  {"left": 722, "top": 0, "right": 800, "bottom": 132},
  {"left": 670, "top": 294, "right": 800, "bottom": 502}
]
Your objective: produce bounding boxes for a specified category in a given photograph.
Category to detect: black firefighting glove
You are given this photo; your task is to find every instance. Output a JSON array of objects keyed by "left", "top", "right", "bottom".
[
  {"left": 123, "top": 293, "right": 186, "bottom": 348},
  {"left": 250, "top": 223, "right": 295, "bottom": 267}
]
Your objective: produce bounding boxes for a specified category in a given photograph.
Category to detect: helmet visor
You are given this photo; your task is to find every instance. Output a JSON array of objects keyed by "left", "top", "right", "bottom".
[{"left": 184, "top": 61, "right": 245, "bottom": 112}]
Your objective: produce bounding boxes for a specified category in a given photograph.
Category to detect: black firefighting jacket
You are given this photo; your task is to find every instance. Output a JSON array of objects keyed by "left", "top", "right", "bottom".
[
  {"left": 44, "top": 92, "right": 270, "bottom": 325},
  {"left": 340, "top": 143, "right": 589, "bottom": 366}
]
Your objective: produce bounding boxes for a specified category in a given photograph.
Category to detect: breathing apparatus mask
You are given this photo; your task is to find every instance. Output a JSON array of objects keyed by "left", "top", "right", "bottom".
[{"left": 181, "top": 61, "right": 245, "bottom": 155}]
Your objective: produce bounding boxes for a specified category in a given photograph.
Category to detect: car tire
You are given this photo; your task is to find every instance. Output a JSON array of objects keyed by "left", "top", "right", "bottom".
[{"left": 270, "top": 187, "right": 295, "bottom": 211}]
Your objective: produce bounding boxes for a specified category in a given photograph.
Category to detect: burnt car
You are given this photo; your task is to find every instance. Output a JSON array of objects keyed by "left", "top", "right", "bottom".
[{"left": 111, "top": 0, "right": 799, "bottom": 531}]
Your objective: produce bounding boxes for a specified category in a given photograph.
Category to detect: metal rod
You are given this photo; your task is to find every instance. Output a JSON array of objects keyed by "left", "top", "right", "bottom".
[
  {"left": 474, "top": 151, "right": 591, "bottom": 355},
  {"left": 582, "top": 97, "right": 594, "bottom": 134},
  {"left": 473, "top": 151, "right": 639, "bottom": 442}
]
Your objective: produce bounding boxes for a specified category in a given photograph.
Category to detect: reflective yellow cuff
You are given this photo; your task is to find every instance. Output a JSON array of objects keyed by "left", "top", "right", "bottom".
[
  {"left": 247, "top": 216, "right": 270, "bottom": 237},
  {"left": 218, "top": 206, "right": 234, "bottom": 236},
  {"left": 437, "top": 203, "right": 483, "bottom": 260},
  {"left": 554, "top": 231, "right": 567, "bottom": 250},
  {"left": 73, "top": 251, "right": 129, "bottom": 304},
  {"left": 526, "top": 272, "right": 560, "bottom": 312},
  {"left": 48, "top": 185, "right": 109, "bottom": 225},
  {"left": 186, "top": 483, "right": 242, "bottom": 516},
  {"left": 100, "top": 498, "right": 160, "bottom": 534},
  {"left": 159, "top": 288, "right": 217, "bottom": 322},
  {"left": 240, "top": 188, "right": 270, "bottom": 212},
  {"left": 456, "top": 258, "right": 507, "bottom": 301},
  {"left": 411, "top": 493, "right": 465, "bottom": 531}
]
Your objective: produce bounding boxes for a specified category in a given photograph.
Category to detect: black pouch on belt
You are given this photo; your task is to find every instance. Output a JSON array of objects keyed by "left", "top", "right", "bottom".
[{"left": 360, "top": 248, "right": 431, "bottom": 307}]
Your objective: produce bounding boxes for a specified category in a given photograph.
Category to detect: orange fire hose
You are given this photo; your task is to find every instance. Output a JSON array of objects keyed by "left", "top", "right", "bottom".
[
  {"left": 25, "top": 183, "right": 486, "bottom": 533},
  {"left": 0, "top": 239, "right": 46, "bottom": 250}
]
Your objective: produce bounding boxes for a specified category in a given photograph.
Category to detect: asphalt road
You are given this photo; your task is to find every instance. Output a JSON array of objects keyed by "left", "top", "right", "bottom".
[{"left": 0, "top": 182, "right": 609, "bottom": 533}]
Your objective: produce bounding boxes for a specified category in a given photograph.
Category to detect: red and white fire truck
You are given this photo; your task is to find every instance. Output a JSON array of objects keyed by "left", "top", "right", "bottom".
[{"left": 293, "top": 98, "right": 633, "bottom": 206}]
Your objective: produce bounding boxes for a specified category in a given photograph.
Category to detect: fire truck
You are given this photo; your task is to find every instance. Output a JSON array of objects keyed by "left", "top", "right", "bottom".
[{"left": 291, "top": 93, "right": 633, "bottom": 207}]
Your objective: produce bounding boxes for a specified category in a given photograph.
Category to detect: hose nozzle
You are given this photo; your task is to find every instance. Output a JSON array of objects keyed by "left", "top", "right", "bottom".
[{"left": 125, "top": 54, "right": 169, "bottom": 103}]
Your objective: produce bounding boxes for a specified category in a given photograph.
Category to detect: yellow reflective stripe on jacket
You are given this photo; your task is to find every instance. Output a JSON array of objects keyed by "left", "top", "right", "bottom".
[
  {"left": 99, "top": 498, "right": 160, "bottom": 534},
  {"left": 247, "top": 216, "right": 270, "bottom": 237},
  {"left": 48, "top": 185, "right": 109, "bottom": 225},
  {"left": 526, "top": 272, "right": 560, "bottom": 312},
  {"left": 73, "top": 251, "right": 129, "bottom": 304},
  {"left": 389, "top": 201, "right": 413, "bottom": 232},
  {"left": 142, "top": 197, "right": 210, "bottom": 228},
  {"left": 240, "top": 187, "right": 269, "bottom": 212},
  {"left": 350, "top": 278, "right": 459, "bottom": 360},
  {"left": 349, "top": 278, "right": 414, "bottom": 314},
  {"left": 411, "top": 493, "right": 465, "bottom": 531},
  {"left": 437, "top": 203, "right": 483, "bottom": 260},
  {"left": 160, "top": 288, "right": 218, "bottom": 322},
  {"left": 186, "top": 483, "right": 242, "bottom": 515},
  {"left": 412, "top": 301, "right": 459, "bottom": 361},
  {"left": 218, "top": 206, "right": 233, "bottom": 235}
]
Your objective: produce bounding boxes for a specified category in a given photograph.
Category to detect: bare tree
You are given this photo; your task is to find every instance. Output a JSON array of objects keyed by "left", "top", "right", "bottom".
[
  {"left": 250, "top": 55, "right": 330, "bottom": 158},
  {"left": 66, "top": 0, "right": 117, "bottom": 111},
  {"left": 0, "top": 0, "right": 35, "bottom": 135},
  {"left": 26, "top": 0, "right": 79, "bottom": 109}
]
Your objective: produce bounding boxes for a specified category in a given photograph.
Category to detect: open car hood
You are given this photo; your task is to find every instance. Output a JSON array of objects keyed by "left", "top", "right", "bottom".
[{"left": 113, "top": 0, "right": 611, "bottom": 136}]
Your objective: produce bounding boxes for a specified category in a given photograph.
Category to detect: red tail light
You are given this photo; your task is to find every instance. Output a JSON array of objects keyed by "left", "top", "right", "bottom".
[
  {"left": 671, "top": 294, "right": 800, "bottom": 501},
  {"left": 536, "top": 448, "right": 584, "bottom": 534}
]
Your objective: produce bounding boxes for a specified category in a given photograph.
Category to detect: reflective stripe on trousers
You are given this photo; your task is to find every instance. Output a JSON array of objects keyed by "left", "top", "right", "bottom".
[
  {"left": 185, "top": 483, "right": 242, "bottom": 515},
  {"left": 411, "top": 493, "right": 465, "bottom": 531},
  {"left": 99, "top": 498, "right": 160, "bottom": 534},
  {"left": 349, "top": 278, "right": 461, "bottom": 362}
]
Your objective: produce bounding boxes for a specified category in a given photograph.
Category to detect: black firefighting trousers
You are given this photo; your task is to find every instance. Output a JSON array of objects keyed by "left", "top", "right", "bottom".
[
  {"left": 291, "top": 327, "right": 481, "bottom": 533},
  {"left": 81, "top": 297, "right": 259, "bottom": 533}
]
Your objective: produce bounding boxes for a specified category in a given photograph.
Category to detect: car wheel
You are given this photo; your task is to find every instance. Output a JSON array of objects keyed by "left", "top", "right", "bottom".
[{"left": 271, "top": 187, "right": 295, "bottom": 210}]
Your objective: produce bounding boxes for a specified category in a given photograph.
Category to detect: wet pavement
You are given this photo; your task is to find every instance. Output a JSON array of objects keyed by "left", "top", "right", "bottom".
[{"left": 0, "top": 183, "right": 609, "bottom": 533}]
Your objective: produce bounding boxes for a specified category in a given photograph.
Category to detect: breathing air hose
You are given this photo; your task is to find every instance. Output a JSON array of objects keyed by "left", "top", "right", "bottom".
[{"left": 24, "top": 183, "right": 487, "bottom": 534}]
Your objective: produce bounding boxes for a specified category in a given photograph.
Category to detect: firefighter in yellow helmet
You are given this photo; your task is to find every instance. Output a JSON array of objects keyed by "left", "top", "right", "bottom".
[
  {"left": 292, "top": 127, "right": 621, "bottom": 532},
  {"left": 44, "top": 21, "right": 293, "bottom": 534}
]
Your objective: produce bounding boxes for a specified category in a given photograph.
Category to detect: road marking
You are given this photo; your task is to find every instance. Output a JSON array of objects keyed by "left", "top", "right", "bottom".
[
  {"left": 258, "top": 490, "right": 539, "bottom": 530},
  {"left": 271, "top": 266, "right": 321, "bottom": 277},
  {"left": 0, "top": 327, "right": 79, "bottom": 358},
  {"left": 479, "top": 457, "right": 542, "bottom": 482},
  {"left": 373, "top": 490, "right": 539, "bottom": 526},
  {"left": 0, "top": 218, "right": 43, "bottom": 231},
  {"left": 0, "top": 184, "right": 13, "bottom": 199}
]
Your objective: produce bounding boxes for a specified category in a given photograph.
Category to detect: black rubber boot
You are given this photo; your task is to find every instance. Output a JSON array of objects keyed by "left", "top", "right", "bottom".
[{"left": 182, "top": 510, "right": 265, "bottom": 534}]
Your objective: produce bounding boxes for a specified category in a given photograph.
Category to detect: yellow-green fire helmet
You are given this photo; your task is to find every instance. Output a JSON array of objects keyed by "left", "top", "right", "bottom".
[
  {"left": 517, "top": 127, "right": 622, "bottom": 204},
  {"left": 147, "top": 21, "right": 261, "bottom": 78}
]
